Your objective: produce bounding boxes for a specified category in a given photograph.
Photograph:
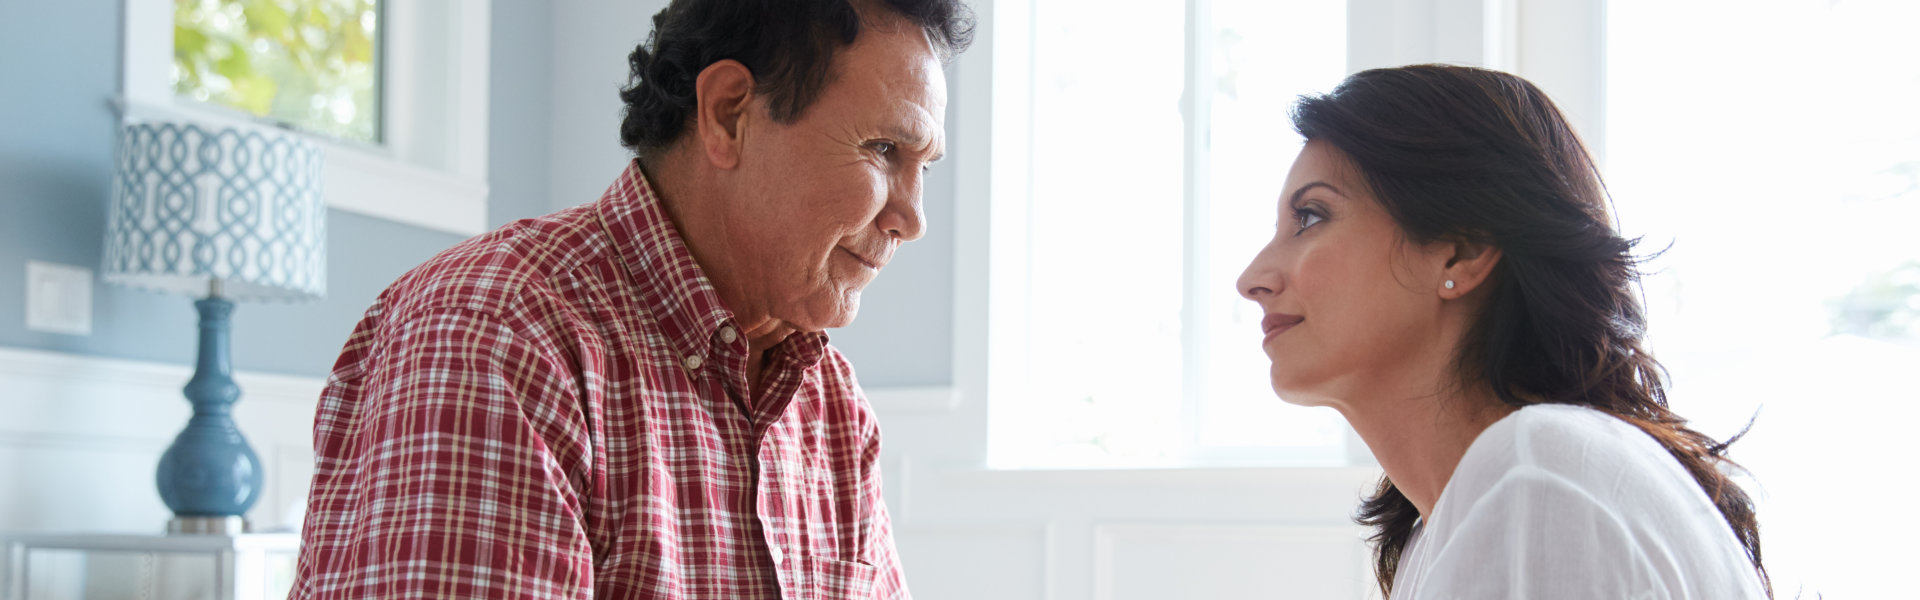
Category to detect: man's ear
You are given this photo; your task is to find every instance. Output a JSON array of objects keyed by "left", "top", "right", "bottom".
[
  {"left": 1439, "top": 238, "right": 1502, "bottom": 299},
  {"left": 693, "top": 59, "right": 755, "bottom": 170}
]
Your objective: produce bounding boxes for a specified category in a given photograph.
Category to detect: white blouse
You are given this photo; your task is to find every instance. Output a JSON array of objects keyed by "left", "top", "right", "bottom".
[{"left": 1389, "top": 404, "right": 1767, "bottom": 599}]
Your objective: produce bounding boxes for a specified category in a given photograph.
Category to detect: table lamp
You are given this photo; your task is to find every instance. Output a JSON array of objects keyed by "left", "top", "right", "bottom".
[{"left": 102, "top": 121, "right": 326, "bottom": 534}]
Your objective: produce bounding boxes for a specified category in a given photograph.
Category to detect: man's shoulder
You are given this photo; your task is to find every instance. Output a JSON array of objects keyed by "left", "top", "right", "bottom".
[{"left": 380, "top": 203, "right": 613, "bottom": 320}]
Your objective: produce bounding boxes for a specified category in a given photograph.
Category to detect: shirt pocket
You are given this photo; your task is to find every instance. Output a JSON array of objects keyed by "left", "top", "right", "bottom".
[{"left": 800, "top": 554, "right": 880, "bottom": 600}]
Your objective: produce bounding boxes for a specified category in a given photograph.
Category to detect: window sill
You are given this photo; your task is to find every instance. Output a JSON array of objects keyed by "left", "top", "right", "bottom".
[
  {"left": 867, "top": 386, "right": 963, "bottom": 415},
  {"left": 937, "top": 464, "right": 1384, "bottom": 489}
]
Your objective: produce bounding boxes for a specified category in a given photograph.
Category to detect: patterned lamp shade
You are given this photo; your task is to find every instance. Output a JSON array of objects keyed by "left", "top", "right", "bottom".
[{"left": 104, "top": 122, "right": 326, "bottom": 301}]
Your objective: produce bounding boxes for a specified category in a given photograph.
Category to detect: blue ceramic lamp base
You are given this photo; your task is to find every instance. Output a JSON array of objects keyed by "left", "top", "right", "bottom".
[{"left": 155, "top": 292, "right": 264, "bottom": 534}]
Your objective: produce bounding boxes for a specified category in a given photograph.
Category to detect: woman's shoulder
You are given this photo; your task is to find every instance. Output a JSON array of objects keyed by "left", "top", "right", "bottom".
[
  {"left": 1407, "top": 404, "right": 1765, "bottom": 597},
  {"left": 1513, "top": 404, "right": 1697, "bottom": 478},
  {"left": 1424, "top": 403, "right": 1737, "bottom": 553},
  {"left": 1450, "top": 403, "right": 1703, "bottom": 510}
]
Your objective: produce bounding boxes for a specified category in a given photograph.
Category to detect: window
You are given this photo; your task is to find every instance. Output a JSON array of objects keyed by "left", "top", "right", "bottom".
[
  {"left": 173, "top": 0, "right": 383, "bottom": 145},
  {"left": 985, "top": 0, "right": 1352, "bottom": 468},
  {"left": 121, "top": 0, "right": 490, "bottom": 236},
  {"left": 1605, "top": 0, "right": 1917, "bottom": 595}
]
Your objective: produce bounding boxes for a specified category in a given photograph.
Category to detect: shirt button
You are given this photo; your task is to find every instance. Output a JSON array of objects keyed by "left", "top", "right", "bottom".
[
  {"left": 769, "top": 545, "right": 785, "bottom": 565},
  {"left": 719, "top": 326, "right": 739, "bottom": 344},
  {"left": 682, "top": 354, "right": 704, "bottom": 371}
]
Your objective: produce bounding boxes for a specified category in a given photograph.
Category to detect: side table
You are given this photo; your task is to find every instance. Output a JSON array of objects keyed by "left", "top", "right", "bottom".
[{"left": 1, "top": 531, "right": 298, "bottom": 600}]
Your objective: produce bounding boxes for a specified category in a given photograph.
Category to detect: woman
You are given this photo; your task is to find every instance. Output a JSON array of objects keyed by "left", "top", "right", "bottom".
[{"left": 1237, "top": 65, "right": 1769, "bottom": 598}]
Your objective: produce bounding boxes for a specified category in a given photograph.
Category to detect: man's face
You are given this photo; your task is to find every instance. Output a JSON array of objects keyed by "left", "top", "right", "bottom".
[{"left": 725, "top": 17, "right": 947, "bottom": 332}]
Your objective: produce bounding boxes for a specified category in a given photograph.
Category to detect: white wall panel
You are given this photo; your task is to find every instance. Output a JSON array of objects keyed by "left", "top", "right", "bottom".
[
  {"left": 1094, "top": 524, "right": 1372, "bottom": 600},
  {"left": 896, "top": 524, "right": 1054, "bottom": 600},
  {"left": 0, "top": 436, "right": 170, "bottom": 533},
  {"left": 883, "top": 466, "right": 1382, "bottom": 599},
  {"left": 0, "top": 347, "right": 323, "bottom": 534}
]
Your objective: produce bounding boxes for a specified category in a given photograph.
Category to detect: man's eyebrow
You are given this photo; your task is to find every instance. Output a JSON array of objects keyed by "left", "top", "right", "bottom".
[
  {"left": 1289, "top": 181, "right": 1337, "bottom": 205},
  {"left": 883, "top": 125, "right": 943, "bottom": 162}
]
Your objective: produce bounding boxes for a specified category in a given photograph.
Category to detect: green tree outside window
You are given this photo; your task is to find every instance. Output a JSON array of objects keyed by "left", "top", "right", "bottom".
[{"left": 173, "top": 0, "right": 381, "bottom": 144}]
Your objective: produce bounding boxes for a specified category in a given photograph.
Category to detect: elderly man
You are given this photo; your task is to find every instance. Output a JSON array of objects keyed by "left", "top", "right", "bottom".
[{"left": 291, "top": 1, "right": 971, "bottom": 597}]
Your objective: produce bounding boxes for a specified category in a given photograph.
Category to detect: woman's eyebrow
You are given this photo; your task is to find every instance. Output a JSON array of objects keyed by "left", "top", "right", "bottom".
[{"left": 1290, "top": 181, "right": 1338, "bottom": 205}]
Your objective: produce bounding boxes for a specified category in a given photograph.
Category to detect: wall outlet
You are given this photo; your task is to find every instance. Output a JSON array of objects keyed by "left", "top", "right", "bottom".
[{"left": 26, "top": 261, "right": 93, "bottom": 336}]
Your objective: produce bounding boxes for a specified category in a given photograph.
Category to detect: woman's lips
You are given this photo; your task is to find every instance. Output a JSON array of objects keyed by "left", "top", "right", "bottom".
[{"left": 1262, "top": 313, "right": 1305, "bottom": 340}]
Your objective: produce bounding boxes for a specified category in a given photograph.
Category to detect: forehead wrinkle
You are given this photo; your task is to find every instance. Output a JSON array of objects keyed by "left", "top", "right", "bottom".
[
  {"left": 882, "top": 117, "right": 939, "bottom": 151},
  {"left": 877, "top": 97, "right": 946, "bottom": 158},
  {"left": 827, "top": 16, "right": 947, "bottom": 161}
]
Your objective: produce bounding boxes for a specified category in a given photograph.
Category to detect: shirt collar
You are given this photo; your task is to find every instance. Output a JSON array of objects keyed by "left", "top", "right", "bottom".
[{"left": 594, "top": 160, "right": 829, "bottom": 369}]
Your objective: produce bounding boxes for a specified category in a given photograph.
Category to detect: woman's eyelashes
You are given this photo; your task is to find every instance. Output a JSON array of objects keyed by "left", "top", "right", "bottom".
[{"left": 1292, "top": 203, "right": 1327, "bottom": 235}]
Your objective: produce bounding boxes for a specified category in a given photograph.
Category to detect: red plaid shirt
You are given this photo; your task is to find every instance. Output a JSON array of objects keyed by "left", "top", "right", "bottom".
[{"left": 292, "top": 162, "right": 908, "bottom": 599}]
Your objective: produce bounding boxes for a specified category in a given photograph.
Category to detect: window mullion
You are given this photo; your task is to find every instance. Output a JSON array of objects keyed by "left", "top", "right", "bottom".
[
  {"left": 1512, "top": 0, "right": 1606, "bottom": 165},
  {"left": 1179, "top": 0, "right": 1214, "bottom": 460}
]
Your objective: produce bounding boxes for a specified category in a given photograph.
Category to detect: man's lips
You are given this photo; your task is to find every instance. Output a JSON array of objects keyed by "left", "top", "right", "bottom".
[
  {"left": 1262, "top": 313, "right": 1304, "bottom": 337},
  {"left": 838, "top": 246, "right": 886, "bottom": 270}
]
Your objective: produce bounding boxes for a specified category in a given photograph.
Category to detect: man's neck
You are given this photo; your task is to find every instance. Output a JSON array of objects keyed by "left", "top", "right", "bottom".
[{"left": 640, "top": 156, "right": 797, "bottom": 370}]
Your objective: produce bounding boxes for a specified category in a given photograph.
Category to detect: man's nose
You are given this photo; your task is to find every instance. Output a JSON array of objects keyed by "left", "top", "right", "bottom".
[{"left": 878, "top": 175, "right": 926, "bottom": 242}]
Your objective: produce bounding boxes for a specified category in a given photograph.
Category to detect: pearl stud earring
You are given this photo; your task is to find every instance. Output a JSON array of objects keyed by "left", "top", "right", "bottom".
[{"left": 1444, "top": 280, "right": 1456, "bottom": 290}]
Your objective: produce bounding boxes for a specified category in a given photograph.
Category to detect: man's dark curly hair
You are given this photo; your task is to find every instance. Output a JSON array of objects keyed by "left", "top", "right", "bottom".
[{"left": 618, "top": 0, "right": 974, "bottom": 158}]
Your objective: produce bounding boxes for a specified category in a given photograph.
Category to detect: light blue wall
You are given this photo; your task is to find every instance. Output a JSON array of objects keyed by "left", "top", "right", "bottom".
[
  {"left": 0, "top": 0, "right": 552, "bottom": 378},
  {"left": 487, "top": 0, "right": 555, "bottom": 232}
]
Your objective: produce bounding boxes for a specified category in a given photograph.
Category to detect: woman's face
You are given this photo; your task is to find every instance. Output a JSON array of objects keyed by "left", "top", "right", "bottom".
[{"left": 1236, "top": 140, "right": 1454, "bottom": 408}]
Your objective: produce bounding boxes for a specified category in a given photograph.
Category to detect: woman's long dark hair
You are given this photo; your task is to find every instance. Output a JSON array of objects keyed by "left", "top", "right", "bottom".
[{"left": 1290, "top": 65, "right": 1769, "bottom": 597}]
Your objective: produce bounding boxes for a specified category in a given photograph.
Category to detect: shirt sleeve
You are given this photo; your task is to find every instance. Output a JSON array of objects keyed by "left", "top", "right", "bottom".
[
  {"left": 293, "top": 308, "right": 596, "bottom": 599},
  {"left": 1411, "top": 467, "right": 1667, "bottom": 600}
]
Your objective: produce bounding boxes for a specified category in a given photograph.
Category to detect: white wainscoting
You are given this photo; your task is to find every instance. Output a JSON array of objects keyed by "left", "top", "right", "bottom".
[
  {"left": 0, "top": 347, "right": 948, "bottom": 536},
  {"left": 881, "top": 463, "right": 1384, "bottom": 600},
  {"left": 1093, "top": 524, "right": 1370, "bottom": 600},
  {"left": 0, "top": 346, "right": 1383, "bottom": 598},
  {"left": 0, "top": 347, "right": 325, "bottom": 535},
  {"left": 897, "top": 523, "right": 1055, "bottom": 600}
]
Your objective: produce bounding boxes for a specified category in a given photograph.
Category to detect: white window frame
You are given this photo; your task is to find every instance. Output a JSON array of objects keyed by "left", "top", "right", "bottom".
[
  {"left": 955, "top": 0, "right": 1607, "bottom": 469},
  {"left": 119, "top": 0, "right": 491, "bottom": 236}
]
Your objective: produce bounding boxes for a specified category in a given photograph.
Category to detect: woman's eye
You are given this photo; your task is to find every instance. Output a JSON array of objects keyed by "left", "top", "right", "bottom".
[{"left": 1294, "top": 208, "right": 1326, "bottom": 234}]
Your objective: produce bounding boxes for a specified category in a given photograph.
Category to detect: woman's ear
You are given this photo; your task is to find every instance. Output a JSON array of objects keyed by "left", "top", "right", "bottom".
[
  {"left": 1439, "top": 238, "right": 1501, "bottom": 299},
  {"left": 693, "top": 59, "right": 755, "bottom": 170}
]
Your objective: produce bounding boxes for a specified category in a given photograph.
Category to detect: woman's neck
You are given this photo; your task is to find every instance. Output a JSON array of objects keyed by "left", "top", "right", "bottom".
[{"left": 1340, "top": 382, "right": 1515, "bottom": 519}]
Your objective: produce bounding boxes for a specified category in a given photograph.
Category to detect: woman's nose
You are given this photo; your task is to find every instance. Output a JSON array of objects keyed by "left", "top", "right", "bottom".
[{"left": 1237, "top": 243, "right": 1282, "bottom": 301}]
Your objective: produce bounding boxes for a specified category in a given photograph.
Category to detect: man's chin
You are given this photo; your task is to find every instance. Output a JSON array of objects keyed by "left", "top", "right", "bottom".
[
  {"left": 821, "top": 293, "right": 861, "bottom": 329},
  {"left": 783, "top": 291, "right": 861, "bottom": 331}
]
